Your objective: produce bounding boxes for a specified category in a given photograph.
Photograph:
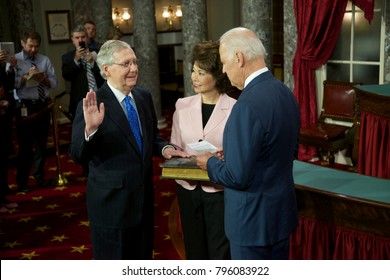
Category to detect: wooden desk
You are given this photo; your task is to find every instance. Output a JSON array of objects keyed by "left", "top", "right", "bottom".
[
  {"left": 170, "top": 161, "right": 390, "bottom": 259},
  {"left": 353, "top": 84, "right": 390, "bottom": 178},
  {"left": 291, "top": 161, "right": 390, "bottom": 259}
]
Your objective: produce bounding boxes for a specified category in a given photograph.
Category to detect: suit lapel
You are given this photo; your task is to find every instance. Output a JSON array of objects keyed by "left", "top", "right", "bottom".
[
  {"left": 203, "top": 94, "right": 229, "bottom": 137},
  {"left": 188, "top": 95, "right": 205, "bottom": 138},
  {"left": 100, "top": 84, "right": 142, "bottom": 156}
]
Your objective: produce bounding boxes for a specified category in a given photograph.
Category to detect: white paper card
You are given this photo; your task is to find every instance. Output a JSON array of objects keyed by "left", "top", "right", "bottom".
[{"left": 187, "top": 140, "right": 217, "bottom": 154}]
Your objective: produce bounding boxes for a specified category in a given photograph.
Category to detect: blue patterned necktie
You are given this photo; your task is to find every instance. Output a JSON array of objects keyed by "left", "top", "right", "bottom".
[
  {"left": 30, "top": 56, "right": 46, "bottom": 101},
  {"left": 125, "top": 95, "right": 142, "bottom": 153}
]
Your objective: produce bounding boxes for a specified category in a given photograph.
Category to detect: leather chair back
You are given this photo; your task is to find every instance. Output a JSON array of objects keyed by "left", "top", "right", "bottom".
[{"left": 322, "top": 80, "right": 358, "bottom": 121}]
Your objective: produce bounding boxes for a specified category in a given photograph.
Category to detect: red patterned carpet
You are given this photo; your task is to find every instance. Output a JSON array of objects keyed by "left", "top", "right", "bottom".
[{"left": 0, "top": 108, "right": 184, "bottom": 260}]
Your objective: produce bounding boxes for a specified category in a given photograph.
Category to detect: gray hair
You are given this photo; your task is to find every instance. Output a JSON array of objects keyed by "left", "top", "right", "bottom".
[
  {"left": 96, "top": 40, "right": 133, "bottom": 79},
  {"left": 220, "top": 27, "right": 267, "bottom": 62},
  {"left": 71, "top": 25, "right": 87, "bottom": 36}
]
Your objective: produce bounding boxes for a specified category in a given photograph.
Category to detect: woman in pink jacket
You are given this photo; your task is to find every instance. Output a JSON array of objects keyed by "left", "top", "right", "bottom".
[{"left": 170, "top": 41, "right": 238, "bottom": 259}]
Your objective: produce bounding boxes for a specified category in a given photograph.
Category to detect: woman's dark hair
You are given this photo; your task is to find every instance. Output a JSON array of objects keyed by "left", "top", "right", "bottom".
[{"left": 191, "top": 40, "right": 235, "bottom": 94}]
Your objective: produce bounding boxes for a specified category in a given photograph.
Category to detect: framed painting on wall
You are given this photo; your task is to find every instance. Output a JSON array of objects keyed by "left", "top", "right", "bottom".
[{"left": 45, "top": 10, "right": 71, "bottom": 43}]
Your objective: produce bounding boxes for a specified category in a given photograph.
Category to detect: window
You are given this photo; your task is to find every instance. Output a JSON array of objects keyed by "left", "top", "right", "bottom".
[{"left": 326, "top": 0, "right": 384, "bottom": 84}]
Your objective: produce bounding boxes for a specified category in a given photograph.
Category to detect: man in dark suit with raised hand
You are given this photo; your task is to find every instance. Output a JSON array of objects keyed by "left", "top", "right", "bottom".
[
  {"left": 69, "top": 40, "right": 187, "bottom": 260},
  {"left": 197, "top": 27, "right": 300, "bottom": 260}
]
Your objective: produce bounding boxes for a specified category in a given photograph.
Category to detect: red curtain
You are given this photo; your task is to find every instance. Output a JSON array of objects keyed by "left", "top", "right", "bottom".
[
  {"left": 292, "top": 0, "right": 375, "bottom": 161},
  {"left": 358, "top": 112, "right": 390, "bottom": 179},
  {"left": 352, "top": 0, "right": 375, "bottom": 23},
  {"left": 293, "top": 0, "right": 349, "bottom": 160},
  {"left": 290, "top": 216, "right": 390, "bottom": 259}
]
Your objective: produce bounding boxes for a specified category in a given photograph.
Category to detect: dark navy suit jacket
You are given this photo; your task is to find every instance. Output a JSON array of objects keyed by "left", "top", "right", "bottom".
[
  {"left": 62, "top": 49, "right": 104, "bottom": 117},
  {"left": 69, "top": 82, "right": 168, "bottom": 229},
  {"left": 207, "top": 71, "right": 300, "bottom": 247}
]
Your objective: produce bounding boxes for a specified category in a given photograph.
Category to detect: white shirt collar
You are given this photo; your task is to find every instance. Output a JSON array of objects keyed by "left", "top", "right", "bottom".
[
  {"left": 244, "top": 67, "right": 269, "bottom": 88},
  {"left": 107, "top": 81, "right": 133, "bottom": 104}
]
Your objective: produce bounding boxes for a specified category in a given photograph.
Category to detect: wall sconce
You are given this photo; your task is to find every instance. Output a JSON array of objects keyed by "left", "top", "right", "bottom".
[
  {"left": 162, "top": 5, "right": 182, "bottom": 30},
  {"left": 122, "top": 8, "right": 131, "bottom": 22},
  {"left": 112, "top": 7, "right": 131, "bottom": 25}
]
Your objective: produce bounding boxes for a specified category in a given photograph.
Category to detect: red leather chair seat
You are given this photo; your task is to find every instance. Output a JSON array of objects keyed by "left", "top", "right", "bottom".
[{"left": 300, "top": 123, "right": 349, "bottom": 141}]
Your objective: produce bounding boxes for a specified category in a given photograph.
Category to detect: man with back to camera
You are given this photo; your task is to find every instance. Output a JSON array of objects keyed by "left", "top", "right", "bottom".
[{"left": 197, "top": 27, "right": 300, "bottom": 260}]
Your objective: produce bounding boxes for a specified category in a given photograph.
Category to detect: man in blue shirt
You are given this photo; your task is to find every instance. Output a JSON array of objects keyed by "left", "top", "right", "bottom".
[{"left": 14, "top": 31, "right": 57, "bottom": 192}]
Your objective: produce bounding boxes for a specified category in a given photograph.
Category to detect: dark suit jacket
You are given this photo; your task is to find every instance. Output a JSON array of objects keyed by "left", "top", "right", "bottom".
[
  {"left": 0, "top": 64, "right": 15, "bottom": 122},
  {"left": 61, "top": 49, "right": 104, "bottom": 117},
  {"left": 69, "top": 82, "right": 169, "bottom": 229},
  {"left": 207, "top": 71, "right": 300, "bottom": 247}
]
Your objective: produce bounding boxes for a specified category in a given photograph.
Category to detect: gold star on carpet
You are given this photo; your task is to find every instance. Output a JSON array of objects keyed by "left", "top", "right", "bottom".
[
  {"left": 69, "top": 192, "right": 82, "bottom": 198},
  {"left": 20, "top": 251, "right": 40, "bottom": 260},
  {"left": 64, "top": 171, "right": 74, "bottom": 176},
  {"left": 7, "top": 208, "right": 17, "bottom": 214},
  {"left": 54, "top": 186, "right": 67, "bottom": 191},
  {"left": 48, "top": 166, "right": 57, "bottom": 171},
  {"left": 51, "top": 235, "right": 69, "bottom": 242},
  {"left": 152, "top": 250, "right": 160, "bottom": 258},
  {"left": 32, "top": 196, "right": 43, "bottom": 201},
  {"left": 16, "top": 190, "right": 27, "bottom": 195},
  {"left": 164, "top": 234, "right": 171, "bottom": 240},
  {"left": 4, "top": 241, "right": 22, "bottom": 248},
  {"left": 162, "top": 211, "right": 170, "bottom": 216},
  {"left": 161, "top": 191, "right": 174, "bottom": 197},
  {"left": 62, "top": 212, "right": 77, "bottom": 218},
  {"left": 18, "top": 216, "right": 32, "bottom": 222},
  {"left": 71, "top": 245, "right": 89, "bottom": 253},
  {"left": 35, "top": 225, "right": 50, "bottom": 232},
  {"left": 46, "top": 203, "right": 60, "bottom": 209},
  {"left": 76, "top": 177, "right": 87, "bottom": 182},
  {"left": 79, "top": 221, "right": 90, "bottom": 227}
]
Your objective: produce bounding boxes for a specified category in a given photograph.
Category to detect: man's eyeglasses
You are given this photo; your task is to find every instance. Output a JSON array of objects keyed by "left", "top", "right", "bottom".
[{"left": 111, "top": 59, "right": 139, "bottom": 68}]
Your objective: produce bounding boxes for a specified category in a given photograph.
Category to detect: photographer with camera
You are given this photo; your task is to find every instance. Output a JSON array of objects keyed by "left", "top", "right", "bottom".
[
  {"left": 62, "top": 25, "right": 104, "bottom": 177},
  {"left": 62, "top": 25, "right": 104, "bottom": 121}
]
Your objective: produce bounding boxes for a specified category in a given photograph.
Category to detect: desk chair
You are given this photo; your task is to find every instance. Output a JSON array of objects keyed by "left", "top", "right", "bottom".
[{"left": 299, "top": 80, "right": 361, "bottom": 166}]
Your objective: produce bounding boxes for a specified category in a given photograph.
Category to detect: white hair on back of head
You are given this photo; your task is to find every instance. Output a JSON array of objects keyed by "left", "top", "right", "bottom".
[
  {"left": 220, "top": 27, "right": 267, "bottom": 62},
  {"left": 96, "top": 40, "right": 132, "bottom": 79}
]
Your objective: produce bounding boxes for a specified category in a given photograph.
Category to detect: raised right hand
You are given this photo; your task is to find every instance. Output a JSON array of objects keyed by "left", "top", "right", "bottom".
[{"left": 83, "top": 90, "right": 104, "bottom": 136}]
